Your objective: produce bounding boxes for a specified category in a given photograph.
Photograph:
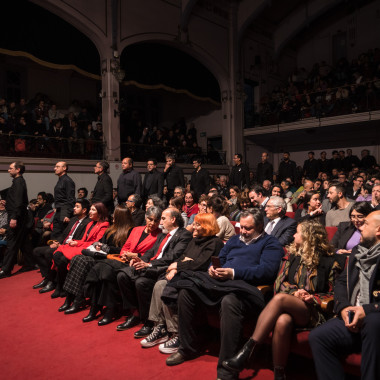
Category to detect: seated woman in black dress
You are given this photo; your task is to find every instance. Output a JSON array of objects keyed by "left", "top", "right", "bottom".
[
  {"left": 58, "top": 205, "right": 134, "bottom": 314},
  {"left": 330, "top": 201, "right": 372, "bottom": 255},
  {"left": 83, "top": 206, "right": 162, "bottom": 326},
  {"left": 294, "top": 190, "right": 325, "bottom": 225},
  {"left": 222, "top": 220, "right": 345, "bottom": 380}
]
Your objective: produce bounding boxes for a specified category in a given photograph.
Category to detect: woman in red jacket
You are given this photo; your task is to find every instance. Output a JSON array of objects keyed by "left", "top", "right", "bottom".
[{"left": 51, "top": 202, "right": 109, "bottom": 298}]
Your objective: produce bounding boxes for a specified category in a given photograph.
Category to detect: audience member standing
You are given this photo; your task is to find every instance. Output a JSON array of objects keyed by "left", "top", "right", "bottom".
[
  {"left": 163, "top": 154, "right": 185, "bottom": 198},
  {"left": 360, "top": 149, "right": 377, "bottom": 169},
  {"left": 277, "top": 152, "right": 296, "bottom": 183},
  {"left": 92, "top": 161, "right": 114, "bottom": 213},
  {"left": 143, "top": 159, "right": 164, "bottom": 200},
  {"left": 190, "top": 157, "right": 210, "bottom": 199},
  {"left": 256, "top": 152, "right": 273, "bottom": 184},
  {"left": 51, "top": 161, "right": 75, "bottom": 240},
  {"left": 117, "top": 157, "right": 142, "bottom": 204},
  {"left": 0, "top": 161, "right": 34, "bottom": 278},
  {"left": 229, "top": 153, "right": 250, "bottom": 189},
  {"left": 303, "top": 151, "right": 319, "bottom": 180}
]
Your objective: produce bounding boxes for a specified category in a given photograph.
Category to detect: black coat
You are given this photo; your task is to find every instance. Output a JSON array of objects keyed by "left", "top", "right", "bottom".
[
  {"left": 334, "top": 246, "right": 380, "bottom": 315},
  {"left": 256, "top": 161, "right": 273, "bottom": 184},
  {"left": 143, "top": 169, "right": 164, "bottom": 199},
  {"left": 330, "top": 221, "right": 356, "bottom": 250},
  {"left": 92, "top": 172, "right": 114, "bottom": 213},
  {"left": 164, "top": 164, "right": 185, "bottom": 191},
  {"left": 58, "top": 216, "right": 91, "bottom": 244},
  {"left": 190, "top": 167, "right": 210, "bottom": 199},
  {"left": 278, "top": 160, "right": 297, "bottom": 182},
  {"left": 229, "top": 163, "right": 250, "bottom": 189},
  {"left": 264, "top": 216, "right": 297, "bottom": 246},
  {"left": 5, "top": 176, "right": 28, "bottom": 221},
  {"left": 303, "top": 159, "right": 319, "bottom": 180}
]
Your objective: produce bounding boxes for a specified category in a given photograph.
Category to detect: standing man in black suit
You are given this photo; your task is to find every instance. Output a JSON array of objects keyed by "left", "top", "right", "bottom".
[
  {"left": 163, "top": 154, "right": 185, "bottom": 198},
  {"left": 256, "top": 152, "right": 273, "bottom": 185},
  {"left": 92, "top": 161, "right": 114, "bottom": 213},
  {"left": 116, "top": 208, "right": 192, "bottom": 336},
  {"left": 229, "top": 153, "right": 250, "bottom": 189},
  {"left": 278, "top": 152, "right": 297, "bottom": 183},
  {"left": 32, "top": 198, "right": 91, "bottom": 293},
  {"left": 117, "top": 157, "right": 142, "bottom": 204},
  {"left": 143, "top": 158, "right": 164, "bottom": 201},
  {"left": 303, "top": 151, "right": 319, "bottom": 180},
  {"left": 51, "top": 161, "right": 76, "bottom": 240},
  {"left": 0, "top": 161, "right": 34, "bottom": 278},
  {"left": 263, "top": 196, "right": 297, "bottom": 246},
  {"left": 190, "top": 157, "right": 210, "bottom": 199}
]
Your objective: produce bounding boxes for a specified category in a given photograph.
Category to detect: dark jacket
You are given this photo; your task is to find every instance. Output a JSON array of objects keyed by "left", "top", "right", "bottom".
[
  {"left": 256, "top": 161, "right": 273, "bottom": 184},
  {"left": 54, "top": 174, "right": 76, "bottom": 219},
  {"left": 117, "top": 169, "right": 142, "bottom": 203},
  {"left": 92, "top": 172, "right": 114, "bottom": 213},
  {"left": 345, "top": 185, "right": 361, "bottom": 201},
  {"left": 5, "top": 176, "right": 28, "bottom": 221},
  {"left": 330, "top": 221, "right": 356, "bottom": 250},
  {"left": 303, "top": 158, "right": 319, "bottom": 180},
  {"left": 278, "top": 160, "right": 297, "bottom": 182},
  {"left": 131, "top": 208, "right": 145, "bottom": 226},
  {"left": 143, "top": 169, "right": 164, "bottom": 199},
  {"left": 164, "top": 164, "right": 185, "bottom": 191},
  {"left": 264, "top": 215, "right": 297, "bottom": 246},
  {"left": 334, "top": 245, "right": 380, "bottom": 315},
  {"left": 190, "top": 167, "right": 210, "bottom": 199},
  {"left": 58, "top": 216, "right": 91, "bottom": 244},
  {"left": 229, "top": 163, "right": 250, "bottom": 189}
]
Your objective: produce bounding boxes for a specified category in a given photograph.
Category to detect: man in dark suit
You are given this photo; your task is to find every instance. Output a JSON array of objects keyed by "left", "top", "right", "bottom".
[
  {"left": 303, "top": 151, "right": 319, "bottom": 180},
  {"left": 345, "top": 175, "right": 364, "bottom": 200},
  {"left": 143, "top": 158, "right": 164, "bottom": 200},
  {"left": 163, "top": 154, "right": 185, "bottom": 198},
  {"left": 278, "top": 152, "right": 297, "bottom": 183},
  {"left": 310, "top": 210, "right": 380, "bottom": 380},
  {"left": 92, "top": 161, "right": 114, "bottom": 213},
  {"left": 32, "top": 198, "right": 91, "bottom": 293},
  {"left": 229, "top": 153, "right": 250, "bottom": 189},
  {"left": 0, "top": 161, "right": 34, "bottom": 278},
  {"left": 256, "top": 152, "right": 273, "bottom": 184},
  {"left": 116, "top": 208, "right": 192, "bottom": 336},
  {"left": 190, "top": 157, "right": 210, "bottom": 199},
  {"left": 264, "top": 196, "right": 297, "bottom": 246}
]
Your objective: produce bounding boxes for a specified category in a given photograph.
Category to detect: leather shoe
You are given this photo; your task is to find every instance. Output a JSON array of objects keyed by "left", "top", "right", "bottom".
[
  {"left": 98, "top": 307, "right": 114, "bottom": 326},
  {"left": 64, "top": 299, "right": 85, "bottom": 314},
  {"left": 116, "top": 315, "right": 140, "bottom": 331},
  {"left": 134, "top": 321, "right": 154, "bottom": 338},
  {"left": 222, "top": 338, "right": 256, "bottom": 372},
  {"left": 58, "top": 294, "right": 75, "bottom": 312},
  {"left": 0, "top": 270, "right": 11, "bottom": 279},
  {"left": 83, "top": 305, "right": 101, "bottom": 323},
  {"left": 166, "top": 352, "right": 186, "bottom": 366},
  {"left": 33, "top": 278, "right": 49, "bottom": 289},
  {"left": 39, "top": 281, "right": 55, "bottom": 293}
]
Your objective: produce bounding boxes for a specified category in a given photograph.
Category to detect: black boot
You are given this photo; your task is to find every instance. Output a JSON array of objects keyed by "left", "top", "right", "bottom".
[
  {"left": 83, "top": 304, "right": 101, "bottom": 323},
  {"left": 58, "top": 293, "right": 75, "bottom": 312},
  {"left": 51, "top": 283, "right": 62, "bottom": 298},
  {"left": 64, "top": 296, "right": 86, "bottom": 314},
  {"left": 222, "top": 338, "right": 257, "bottom": 372},
  {"left": 98, "top": 307, "right": 115, "bottom": 326}
]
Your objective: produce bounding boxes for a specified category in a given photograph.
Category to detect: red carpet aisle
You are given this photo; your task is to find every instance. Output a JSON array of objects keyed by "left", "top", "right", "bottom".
[{"left": 0, "top": 268, "right": 303, "bottom": 380}]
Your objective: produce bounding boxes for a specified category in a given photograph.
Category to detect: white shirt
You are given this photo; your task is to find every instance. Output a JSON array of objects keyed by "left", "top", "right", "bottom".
[
  {"left": 265, "top": 217, "right": 281, "bottom": 235},
  {"left": 156, "top": 227, "right": 178, "bottom": 260}
]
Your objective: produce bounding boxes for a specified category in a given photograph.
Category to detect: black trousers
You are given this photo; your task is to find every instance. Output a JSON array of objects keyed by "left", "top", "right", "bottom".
[
  {"left": 51, "top": 210, "right": 67, "bottom": 240},
  {"left": 117, "top": 266, "right": 157, "bottom": 321},
  {"left": 309, "top": 314, "right": 380, "bottom": 380},
  {"left": 2, "top": 218, "right": 34, "bottom": 273},
  {"left": 52, "top": 251, "right": 70, "bottom": 288},
  {"left": 33, "top": 246, "right": 55, "bottom": 278},
  {"left": 177, "top": 289, "right": 261, "bottom": 380}
]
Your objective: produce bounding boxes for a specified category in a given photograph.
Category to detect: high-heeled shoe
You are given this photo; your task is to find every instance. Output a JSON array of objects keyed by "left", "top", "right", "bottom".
[
  {"left": 222, "top": 338, "right": 257, "bottom": 372},
  {"left": 58, "top": 294, "right": 75, "bottom": 312},
  {"left": 98, "top": 307, "right": 114, "bottom": 326},
  {"left": 83, "top": 305, "right": 101, "bottom": 323},
  {"left": 64, "top": 297, "right": 86, "bottom": 314}
]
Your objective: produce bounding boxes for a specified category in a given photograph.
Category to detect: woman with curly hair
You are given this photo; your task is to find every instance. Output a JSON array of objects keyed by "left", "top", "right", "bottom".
[{"left": 222, "top": 220, "right": 345, "bottom": 380}]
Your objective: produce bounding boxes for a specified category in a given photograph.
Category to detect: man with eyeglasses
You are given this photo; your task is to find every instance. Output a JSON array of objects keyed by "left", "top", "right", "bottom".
[
  {"left": 143, "top": 158, "right": 164, "bottom": 201},
  {"left": 263, "top": 196, "right": 297, "bottom": 246},
  {"left": 126, "top": 194, "right": 145, "bottom": 226},
  {"left": 346, "top": 175, "right": 364, "bottom": 200},
  {"left": 92, "top": 161, "right": 114, "bottom": 213}
]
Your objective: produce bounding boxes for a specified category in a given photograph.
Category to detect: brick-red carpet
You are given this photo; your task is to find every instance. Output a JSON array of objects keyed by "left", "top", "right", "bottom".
[{"left": 1, "top": 268, "right": 311, "bottom": 380}]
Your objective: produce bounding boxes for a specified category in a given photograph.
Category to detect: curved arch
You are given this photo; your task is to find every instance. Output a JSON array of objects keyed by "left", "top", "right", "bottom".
[
  {"left": 30, "top": 0, "right": 108, "bottom": 59},
  {"left": 180, "top": 0, "right": 199, "bottom": 31},
  {"left": 119, "top": 33, "right": 230, "bottom": 98}
]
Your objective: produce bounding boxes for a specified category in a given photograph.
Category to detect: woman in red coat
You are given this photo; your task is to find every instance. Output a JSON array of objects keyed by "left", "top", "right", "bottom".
[{"left": 51, "top": 202, "right": 109, "bottom": 298}]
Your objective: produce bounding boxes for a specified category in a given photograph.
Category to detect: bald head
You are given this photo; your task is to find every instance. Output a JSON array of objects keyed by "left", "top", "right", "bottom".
[{"left": 359, "top": 211, "right": 380, "bottom": 249}]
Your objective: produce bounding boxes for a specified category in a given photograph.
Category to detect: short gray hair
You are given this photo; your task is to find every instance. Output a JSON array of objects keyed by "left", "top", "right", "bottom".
[
  {"left": 147, "top": 195, "right": 166, "bottom": 210},
  {"left": 269, "top": 196, "right": 286, "bottom": 216},
  {"left": 145, "top": 206, "right": 162, "bottom": 221},
  {"left": 239, "top": 208, "right": 264, "bottom": 232}
]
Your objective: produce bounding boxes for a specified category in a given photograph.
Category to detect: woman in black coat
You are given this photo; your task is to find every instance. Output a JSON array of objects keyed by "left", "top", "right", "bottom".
[{"left": 330, "top": 201, "right": 372, "bottom": 254}]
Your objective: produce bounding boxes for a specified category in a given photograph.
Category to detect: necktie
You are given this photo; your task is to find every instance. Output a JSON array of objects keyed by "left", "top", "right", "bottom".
[
  {"left": 64, "top": 220, "right": 79, "bottom": 243},
  {"left": 266, "top": 220, "right": 275, "bottom": 235},
  {"left": 150, "top": 234, "right": 171, "bottom": 261}
]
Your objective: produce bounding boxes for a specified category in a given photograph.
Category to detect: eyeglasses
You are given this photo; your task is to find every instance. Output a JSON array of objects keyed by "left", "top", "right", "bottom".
[{"left": 126, "top": 200, "right": 134, "bottom": 203}]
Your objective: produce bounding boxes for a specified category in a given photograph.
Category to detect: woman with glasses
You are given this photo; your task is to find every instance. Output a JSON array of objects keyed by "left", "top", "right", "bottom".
[
  {"left": 186, "top": 195, "right": 209, "bottom": 232},
  {"left": 330, "top": 201, "right": 372, "bottom": 254}
]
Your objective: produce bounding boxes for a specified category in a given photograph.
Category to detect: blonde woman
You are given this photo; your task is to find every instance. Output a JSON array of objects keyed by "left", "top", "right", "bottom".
[{"left": 222, "top": 220, "right": 345, "bottom": 380}]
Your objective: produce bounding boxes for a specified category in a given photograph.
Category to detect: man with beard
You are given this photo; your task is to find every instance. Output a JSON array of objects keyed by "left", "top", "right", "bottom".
[
  {"left": 325, "top": 183, "right": 354, "bottom": 227},
  {"left": 92, "top": 161, "right": 114, "bottom": 213},
  {"left": 310, "top": 210, "right": 380, "bottom": 380}
]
